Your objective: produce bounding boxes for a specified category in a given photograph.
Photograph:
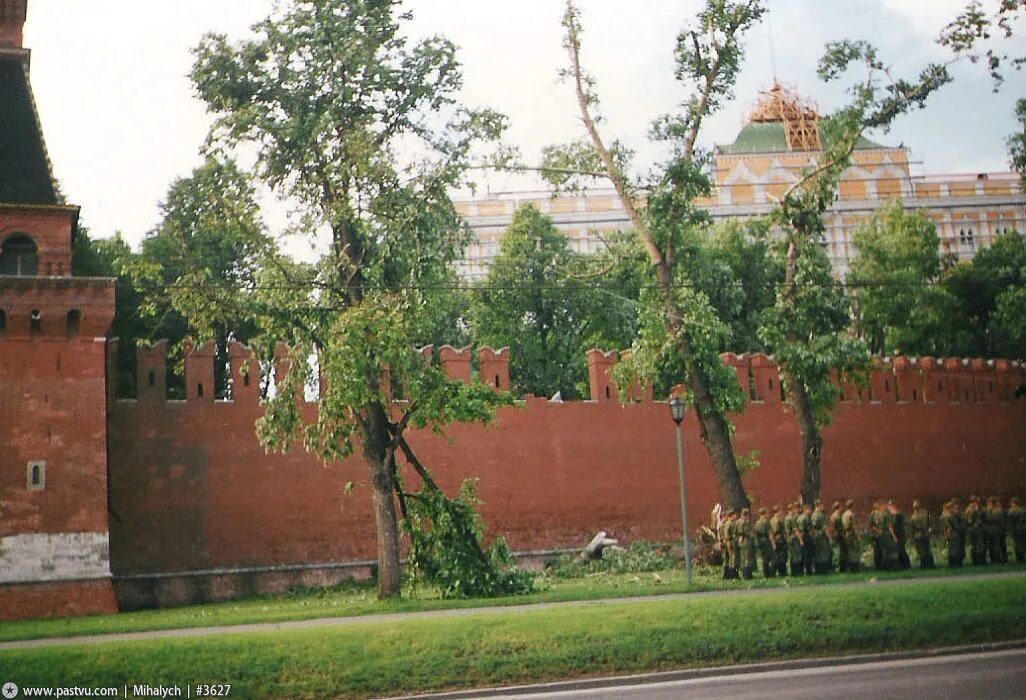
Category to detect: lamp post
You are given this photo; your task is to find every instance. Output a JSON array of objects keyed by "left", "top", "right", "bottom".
[{"left": 668, "top": 396, "right": 692, "bottom": 586}]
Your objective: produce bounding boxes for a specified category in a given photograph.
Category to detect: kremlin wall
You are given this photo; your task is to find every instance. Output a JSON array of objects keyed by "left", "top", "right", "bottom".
[{"left": 104, "top": 343, "right": 1026, "bottom": 611}]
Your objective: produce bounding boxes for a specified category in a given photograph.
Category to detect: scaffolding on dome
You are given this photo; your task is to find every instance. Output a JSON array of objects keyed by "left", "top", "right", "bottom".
[{"left": 747, "top": 82, "right": 822, "bottom": 151}]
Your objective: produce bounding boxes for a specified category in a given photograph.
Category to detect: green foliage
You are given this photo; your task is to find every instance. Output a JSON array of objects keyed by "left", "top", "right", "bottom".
[
  {"left": 539, "top": 139, "right": 635, "bottom": 195},
  {"left": 72, "top": 228, "right": 148, "bottom": 397},
  {"left": 543, "top": 541, "right": 680, "bottom": 579},
  {"left": 761, "top": 239, "right": 868, "bottom": 426},
  {"left": 471, "top": 204, "right": 637, "bottom": 398},
  {"left": 1010, "top": 98, "right": 1026, "bottom": 187},
  {"left": 848, "top": 201, "right": 961, "bottom": 356},
  {"left": 650, "top": 0, "right": 767, "bottom": 155},
  {"left": 404, "top": 479, "right": 535, "bottom": 598},
  {"left": 943, "top": 229, "right": 1026, "bottom": 358},
  {"left": 938, "top": 0, "right": 1026, "bottom": 89},
  {"left": 125, "top": 157, "right": 267, "bottom": 398}
]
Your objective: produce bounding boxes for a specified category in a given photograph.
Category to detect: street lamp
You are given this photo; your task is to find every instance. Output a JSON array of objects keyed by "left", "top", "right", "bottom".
[{"left": 668, "top": 396, "right": 693, "bottom": 586}]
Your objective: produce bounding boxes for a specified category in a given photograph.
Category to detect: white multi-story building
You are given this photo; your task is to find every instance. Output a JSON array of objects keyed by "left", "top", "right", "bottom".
[{"left": 455, "top": 84, "right": 1026, "bottom": 281}]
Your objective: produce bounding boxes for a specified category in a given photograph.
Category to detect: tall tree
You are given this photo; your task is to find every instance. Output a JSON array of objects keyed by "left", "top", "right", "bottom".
[
  {"left": 187, "top": 0, "right": 514, "bottom": 599},
  {"left": 764, "top": 40, "right": 951, "bottom": 504},
  {"left": 848, "top": 201, "right": 960, "bottom": 356},
  {"left": 547, "top": 0, "right": 767, "bottom": 511},
  {"left": 471, "top": 204, "right": 635, "bottom": 398},
  {"left": 944, "top": 229, "right": 1026, "bottom": 357},
  {"left": 131, "top": 157, "right": 266, "bottom": 398}
]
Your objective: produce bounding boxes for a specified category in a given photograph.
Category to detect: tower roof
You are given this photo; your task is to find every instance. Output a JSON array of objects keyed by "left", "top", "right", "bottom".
[{"left": 0, "top": 0, "right": 60, "bottom": 206}]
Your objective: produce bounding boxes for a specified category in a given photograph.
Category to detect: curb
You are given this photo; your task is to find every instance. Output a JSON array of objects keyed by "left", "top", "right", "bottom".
[{"left": 401, "top": 639, "right": 1026, "bottom": 698}]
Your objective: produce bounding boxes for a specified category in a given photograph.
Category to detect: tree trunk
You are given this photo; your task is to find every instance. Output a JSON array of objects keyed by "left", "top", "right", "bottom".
[
  {"left": 788, "top": 372, "right": 823, "bottom": 505},
  {"left": 363, "top": 401, "right": 402, "bottom": 599},
  {"left": 679, "top": 325, "right": 751, "bottom": 511},
  {"left": 782, "top": 238, "right": 824, "bottom": 506},
  {"left": 563, "top": 2, "right": 749, "bottom": 512}
]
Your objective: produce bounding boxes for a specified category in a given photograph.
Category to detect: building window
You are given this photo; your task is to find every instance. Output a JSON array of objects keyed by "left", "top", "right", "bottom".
[
  {"left": 1, "top": 234, "right": 38, "bottom": 276},
  {"left": 30, "top": 309, "right": 41, "bottom": 336},
  {"left": 27, "top": 461, "right": 46, "bottom": 491},
  {"left": 958, "top": 228, "right": 975, "bottom": 248},
  {"left": 0, "top": 309, "right": 5, "bottom": 335}
]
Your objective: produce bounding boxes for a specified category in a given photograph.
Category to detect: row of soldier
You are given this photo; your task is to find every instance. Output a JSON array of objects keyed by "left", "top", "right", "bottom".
[{"left": 716, "top": 496, "right": 1026, "bottom": 579}]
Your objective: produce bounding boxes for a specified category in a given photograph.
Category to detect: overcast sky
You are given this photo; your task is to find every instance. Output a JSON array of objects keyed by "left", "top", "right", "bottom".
[{"left": 21, "top": 0, "right": 1026, "bottom": 248}]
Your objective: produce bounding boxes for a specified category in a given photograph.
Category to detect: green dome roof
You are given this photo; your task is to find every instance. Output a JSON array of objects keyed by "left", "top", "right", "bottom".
[{"left": 717, "top": 121, "right": 885, "bottom": 155}]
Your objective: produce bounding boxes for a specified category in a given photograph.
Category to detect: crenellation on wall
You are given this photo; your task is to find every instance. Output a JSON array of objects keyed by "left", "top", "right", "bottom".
[
  {"left": 438, "top": 344, "right": 473, "bottom": 381},
  {"left": 228, "top": 341, "right": 260, "bottom": 404},
  {"left": 135, "top": 340, "right": 168, "bottom": 402},
  {"left": 184, "top": 340, "right": 216, "bottom": 402},
  {"left": 477, "top": 346, "right": 510, "bottom": 391},
  {"left": 586, "top": 348, "right": 619, "bottom": 402}
]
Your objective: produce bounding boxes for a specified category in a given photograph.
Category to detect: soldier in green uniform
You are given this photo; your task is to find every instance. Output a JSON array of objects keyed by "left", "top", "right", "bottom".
[
  {"left": 964, "top": 495, "right": 985, "bottom": 565},
  {"left": 909, "top": 499, "right": 934, "bottom": 569},
  {"left": 770, "top": 504, "right": 788, "bottom": 576},
  {"left": 796, "top": 503, "right": 814, "bottom": 575},
  {"left": 868, "top": 500, "right": 883, "bottom": 570},
  {"left": 877, "top": 501, "right": 899, "bottom": 570},
  {"left": 841, "top": 499, "right": 861, "bottom": 572},
  {"left": 810, "top": 501, "right": 832, "bottom": 574},
  {"left": 754, "top": 506, "right": 775, "bottom": 578},
  {"left": 786, "top": 502, "right": 804, "bottom": 576},
  {"left": 985, "top": 497, "right": 1007, "bottom": 564},
  {"left": 830, "top": 500, "right": 847, "bottom": 572},
  {"left": 718, "top": 508, "right": 734, "bottom": 579},
  {"left": 728, "top": 510, "right": 743, "bottom": 580},
  {"left": 737, "top": 508, "right": 756, "bottom": 579},
  {"left": 890, "top": 500, "right": 911, "bottom": 570},
  {"left": 1009, "top": 497, "right": 1026, "bottom": 563},
  {"left": 940, "top": 499, "right": 966, "bottom": 567},
  {"left": 997, "top": 497, "right": 1010, "bottom": 564}
]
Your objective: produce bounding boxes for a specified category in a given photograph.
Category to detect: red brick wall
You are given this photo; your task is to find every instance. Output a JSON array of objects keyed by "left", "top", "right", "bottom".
[
  {"left": 0, "top": 579, "right": 117, "bottom": 621},
  {"left": 0, "top": 280, "right": 114, "bottom": 537},
  {"left": 0, "top": 274, "right": 117, "bottom": 619},
  {"left": 107, "top": 347, "right": 1026, "bottom": 579}
]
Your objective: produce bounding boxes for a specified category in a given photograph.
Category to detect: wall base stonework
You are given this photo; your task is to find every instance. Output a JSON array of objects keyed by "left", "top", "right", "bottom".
[
  {"left": 0, "top": 578, "right": 117, "bottom": 620},
  {"left": 113, "top": 562, "right": 376, "bottom": 611}
]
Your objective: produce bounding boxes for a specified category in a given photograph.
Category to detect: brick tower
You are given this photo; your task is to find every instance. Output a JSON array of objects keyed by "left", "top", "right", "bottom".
[{"left": 0, "top": 0, "right": 118, "bottom": 619}]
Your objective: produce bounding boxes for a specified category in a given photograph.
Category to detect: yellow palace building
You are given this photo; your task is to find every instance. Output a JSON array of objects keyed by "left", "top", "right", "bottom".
[{"left": 455, "top": 84, "right": 1025, "bottom": 280}]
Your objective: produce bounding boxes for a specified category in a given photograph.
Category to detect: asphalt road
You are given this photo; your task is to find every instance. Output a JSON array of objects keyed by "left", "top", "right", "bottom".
[{"left": 479, "top": 648, "right": 1026, "bottom": 700}]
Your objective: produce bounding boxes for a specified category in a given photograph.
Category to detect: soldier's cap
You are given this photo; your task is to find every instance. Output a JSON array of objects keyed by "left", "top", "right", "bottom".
[
  {"left": 969, "top": 494, "right": 979, "bottom": 502},
  {"left": 741, "top": 507, "right": 751, "bottom": 515},
  {"left": 832, "top": 500, "right": 841, "bottom": 508},
  {"left": 758, "top": 506, "right": 768, "bottom": 514},
  {"left": 1011, "top": 497, "right": 1020, "bottom": 505},
  {"left": 912, "top": 499, "right": 921, "bottom": 508},
  {"left": 846, "top": 499, "right": 855, "bottom": 508}
]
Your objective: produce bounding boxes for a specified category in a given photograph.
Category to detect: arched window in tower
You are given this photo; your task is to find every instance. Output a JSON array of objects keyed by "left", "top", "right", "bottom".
[{"left": 1, "top": 234, "right": 38, "bottom": 276}]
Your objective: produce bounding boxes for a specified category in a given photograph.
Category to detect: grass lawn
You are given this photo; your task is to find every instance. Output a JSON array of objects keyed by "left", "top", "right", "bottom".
[
  {"left": 4, "top": 576, "right": 1026, "bottom": 699},
  {"left": 4, "top": 555, "right": 1025, "bottom": 643}
]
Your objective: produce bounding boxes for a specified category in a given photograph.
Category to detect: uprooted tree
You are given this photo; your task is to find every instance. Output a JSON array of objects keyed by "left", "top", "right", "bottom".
[
  {"left": 544, "top": 0, "right": 768, "bottom": 511},
  {"left": 176, "top": 0, "right": 529, "bottom": 599}
]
